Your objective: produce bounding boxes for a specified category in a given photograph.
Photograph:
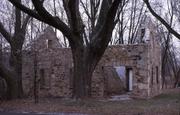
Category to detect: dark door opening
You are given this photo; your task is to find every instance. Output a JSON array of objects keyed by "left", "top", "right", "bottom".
[
  {"left": 40, "top": 69, "right": 45, "bottom": 89},
  {"left": 126, "top": 68, "right": 133, "bottom": 92}
]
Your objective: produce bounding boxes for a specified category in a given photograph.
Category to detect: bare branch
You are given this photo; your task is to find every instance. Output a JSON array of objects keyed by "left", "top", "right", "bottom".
[
  {"left": 92, "top": 0, "right": 122, "bottom": 49},
  {"left": 0, "top": 21, "right": 12, "bottom": 43},
  {"left": 22, "top": 15, "right": 31, "bottom": 31},
  {"left": 8, "top": 0, "right": 44, "bottom": 21},
  {"left": 14, "top": 0, "right": 21, "bottom": 35},
  {"left": 93, "top": 0, "right": 111, "bottom": 37},
  {"left": 68, "top": 0, "right": 84, "bottom": 39},
  {"left": 143, "top": 0, "right": 180, "bottom": 40},
  {"left": 8, "top": 0, "right": 75, "bottom": 42},
  {"left": 80, "top": 0, "right": 91, "bottom": 20}
]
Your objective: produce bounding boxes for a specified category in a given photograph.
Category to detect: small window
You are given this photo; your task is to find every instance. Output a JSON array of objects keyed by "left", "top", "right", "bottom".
[
  {"left": 40, "top": 69, "right": 45, "bottom": 89},
  {"left": 46, "top": 39, "right": 52, "bottom": 48},
  {"left": 156, "top": 66, "right": 159, "bottom": 84},
  {"left": 151, "top": 67, "right": 153, "bottom": 85},
  {"left": 69, "top": 68, "right": 73, "bottom": 89}
]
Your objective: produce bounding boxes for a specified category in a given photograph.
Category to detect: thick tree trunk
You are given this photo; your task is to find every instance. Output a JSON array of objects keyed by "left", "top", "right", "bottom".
[
  {"left": 0, "top": 63, "right": 19, "bottom": 99},
  {"left": 6, "top": 45, "right": 23, "bottom": 99},
  {"left": 0, "top": 0, "right": 29, "bottom": 100},
  {"left": 0, "top": 43, "right": 24, "bottom": 99},
  {"left": 5, "top": 75, "right": 19, "bottom": 99},
  {"left": 72, "top": 47, "right": 97, "bottom": 99}
]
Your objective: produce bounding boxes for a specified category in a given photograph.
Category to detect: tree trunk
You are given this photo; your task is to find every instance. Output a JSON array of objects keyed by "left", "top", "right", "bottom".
[
  {"left": 174, "top": 73, "right": 179, "bottom": 88},
  {"left": 0, "top": 42, "right": 24, "bottom": 99},
  {"left": 0, "top": 64, "right": 19, "bottom": 99},
  {"left": 72, "top": 47, "right": 97, "bottom": 99},
  {"left": 5, "top": 75, "right": 19, "bottom": 99},
  {"left": 7, "top": 45, "right": 23, "bottom": 99}
]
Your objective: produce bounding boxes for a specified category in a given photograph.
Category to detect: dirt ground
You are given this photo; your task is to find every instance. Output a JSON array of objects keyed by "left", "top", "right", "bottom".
[{"left": 0, "top": 88, "right": 180, "bottom": 115}]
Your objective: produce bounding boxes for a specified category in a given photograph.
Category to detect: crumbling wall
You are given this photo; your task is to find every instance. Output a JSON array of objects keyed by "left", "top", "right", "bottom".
[
  {"left": 22, "top": 25, "right": 162, "bottom": 98},
  {"left": 23, "top": 48, "right": 73, "bottom": 98},
  {"left": 91, "top": 44, "right": 150, "bottom": 98},
  {"left": 22, "top": 42, "right": 162, "bottom": 99},
  {"left": 22, "top": 51, "right": 34, "bottom": 96},
  {"left": 102, "top": 66, "right": 125, "bottom": 95},
  {"left": 29, "top": 27, "right": 62, "bottom": 50},
  {"left": 22, "top": 44, "right": 154, "bottom": 98},
  {"left": 147, "top": 31, "right": 162, "bottom": 98}
]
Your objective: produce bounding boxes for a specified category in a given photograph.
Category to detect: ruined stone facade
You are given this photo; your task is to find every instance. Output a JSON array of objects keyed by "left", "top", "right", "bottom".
[{"left": 22, "top": 24, "right": 162, "bottom": 99}]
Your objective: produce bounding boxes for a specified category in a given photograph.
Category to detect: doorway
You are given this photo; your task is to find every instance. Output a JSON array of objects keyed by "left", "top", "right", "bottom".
[
  {"left": 40, "top": 69, "right": 45, "bottom": 89},
  {"left": 126, "top": 68, "right": 133, "bottom": 92}
]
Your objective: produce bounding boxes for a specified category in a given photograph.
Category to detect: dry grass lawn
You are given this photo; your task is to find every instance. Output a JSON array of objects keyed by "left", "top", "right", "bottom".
[{"left": 0, "top": 88, "right": 179, "bottom": 115}]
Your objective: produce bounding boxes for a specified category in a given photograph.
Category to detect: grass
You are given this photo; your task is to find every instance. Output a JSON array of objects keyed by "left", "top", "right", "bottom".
[{"left": 0, "top": 89, "right": 180, "bottom": 115}]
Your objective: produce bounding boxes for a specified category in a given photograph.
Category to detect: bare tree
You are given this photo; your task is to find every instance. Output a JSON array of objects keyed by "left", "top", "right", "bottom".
[
  {"left": 7, "top": 0, "right": 122, "bottom": 99},
  {"left": 111, "top": 0, "right": 146, "bottom": 45},
  {"left": 111, "top": 0, "right": 129, "bottom": 44},
  {"left": 143, "top": 0, "right": 180, "bottom": 40},
  {"left": 150, "top": 0, "right": 180, "bottom": 88},
  {"left": 173, "top": 0, "right": 180, "bottom": 23},
  {"left": 159, "top": 0, "right": 174, "bottom": 88},
  {"left": 0, "top": 0, "right": 30, "bottom": 99},
  {"left": 168, "top": 46, "right": 180, "bottom": 87}
]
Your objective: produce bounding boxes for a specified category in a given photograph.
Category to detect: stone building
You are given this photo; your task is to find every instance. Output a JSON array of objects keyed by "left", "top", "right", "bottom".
[{"left": 22, "top": 21, "right": 162, "bottom": 99}]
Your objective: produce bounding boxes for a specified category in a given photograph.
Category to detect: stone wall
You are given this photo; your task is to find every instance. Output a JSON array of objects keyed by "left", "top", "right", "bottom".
[
  {"left": 102, "top": 66, "right": 125, "bottom": 95},
  {"left": 22, "top": 25, "right": 162, "bottom": 99},
  {"left": 22, "top": 48, "right": 73, "bottom": 98},
  {"left": 22, "top": 42, "right": 162, "bottom": 98},
  {"left": 91, "top": 44, "right": 150, "bottom": 98},
  {"left": 147, "top": 28, "right": 162, "bottom": 98}
]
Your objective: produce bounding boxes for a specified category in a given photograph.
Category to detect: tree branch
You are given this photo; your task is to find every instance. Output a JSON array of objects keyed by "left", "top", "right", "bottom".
[
  {"left": 8, "top": 0, "right": 74, "bottom": 42},
  {"left": 14, "top": 0, "right": 22, "bottom": 35},
  {"left": 31, "top": 0, "right": 73, "bottom": 37},
  {"left": 67, "top": 0, "right": 86, "bottom": 46},
  {"left": 8, "top": 0, "right": 44, "bottom": 22},
  {"left": 0, "top": 21, "right": 12, "bottom": 43},
  {"left": 22, "top": 15, "right": 31, "bottom": 31},
  {"left": 62, "top": 0, "right": 71, "bottom": 26},
  {"left": 68, "top": 0, "right": 81, "bottom": 33},
  {"left": 91, "top": 0, "right": 121, "bottom": 51},
  {"left": 92, "top": 0, "right": 111, "bottom": 38},
  {"left": 143, "top": 0, "right": 180, "bottom": 40},
  {"left": 80, "top": 0, "right": 91, "bottom": 20}
]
